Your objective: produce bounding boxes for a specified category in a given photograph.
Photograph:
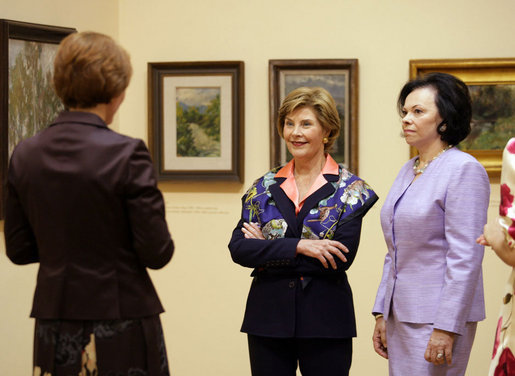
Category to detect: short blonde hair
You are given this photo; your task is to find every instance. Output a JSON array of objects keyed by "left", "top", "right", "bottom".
[
  {"left": 277, "top": 87, "right": 340, "bottom": 151},
  {"left": 53, "top": 31, "right": 132, "bottom": 109}
]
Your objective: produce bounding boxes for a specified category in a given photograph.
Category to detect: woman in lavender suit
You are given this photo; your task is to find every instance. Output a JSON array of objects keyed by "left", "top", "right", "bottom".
[{"left": 372, "top": 73, "right": 490, "bottom": 375}]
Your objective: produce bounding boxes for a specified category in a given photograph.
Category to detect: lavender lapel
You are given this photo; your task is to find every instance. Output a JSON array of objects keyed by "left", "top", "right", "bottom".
[{"left": 386, "top": 163, "right": 416, "bottom": 217}]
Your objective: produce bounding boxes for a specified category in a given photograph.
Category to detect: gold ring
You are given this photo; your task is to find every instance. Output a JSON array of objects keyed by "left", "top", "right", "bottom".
[{"left": 437, "top": 353, "right": 444, "bottom": 360}]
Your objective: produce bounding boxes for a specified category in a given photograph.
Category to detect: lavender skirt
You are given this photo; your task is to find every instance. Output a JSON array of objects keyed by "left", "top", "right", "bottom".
[{"left": 386, "top": 304, "right": 477, "bottom": 376}]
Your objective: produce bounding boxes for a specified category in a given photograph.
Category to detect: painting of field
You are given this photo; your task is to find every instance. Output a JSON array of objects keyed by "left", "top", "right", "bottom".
[
  {"left": 176, "top": 87, "right": 221, "bottom": 157},
  {"left": 460, "top": 84, "right": 515, "bottom": 151}
]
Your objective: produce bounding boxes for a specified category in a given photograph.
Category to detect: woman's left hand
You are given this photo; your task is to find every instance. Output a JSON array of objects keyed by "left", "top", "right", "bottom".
[
  {"left": 241, "top": 222, "right": 265, "bottom": 240},
  {"left": 424, "top": 328, "right": 455, "bottom": 366}
]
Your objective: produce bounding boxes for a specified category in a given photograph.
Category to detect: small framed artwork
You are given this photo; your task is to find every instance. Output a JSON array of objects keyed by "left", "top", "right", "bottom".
[
  {"left": 148, "top": 61, "right": 244, "bottom": 182},
  {"left": 269, "top": 59, "right": 359, "bottom": 173},
  {"left": 0, "top": 19, "right": 76, "bottom": 218},
  {"left": 410, "top": 58, "right": 515, "bottom": 178}
]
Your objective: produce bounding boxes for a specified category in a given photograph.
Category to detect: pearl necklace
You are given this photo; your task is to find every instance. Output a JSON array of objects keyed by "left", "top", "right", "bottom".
[{"left": 413, "top": 145, "right": 453, "bottom": 175}]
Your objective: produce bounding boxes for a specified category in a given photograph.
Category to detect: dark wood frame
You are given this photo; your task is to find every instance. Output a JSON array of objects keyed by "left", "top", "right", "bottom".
[
  {"left": 0, "top": 19, "right": 76, "bottom": 219},
  {"left": 409, "top": 58, "right": 515, "bottom": 179},
  {"left": 269, "top": 59, "right": 359, "bottom": 173},
  {"left": 148, "top": 61, "right": 244, "bottom": 182}
]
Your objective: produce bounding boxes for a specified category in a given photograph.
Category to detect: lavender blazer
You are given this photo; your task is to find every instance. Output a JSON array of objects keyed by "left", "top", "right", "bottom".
[{"left": 372, "top": 147, "right": 490, "bottom": 335}]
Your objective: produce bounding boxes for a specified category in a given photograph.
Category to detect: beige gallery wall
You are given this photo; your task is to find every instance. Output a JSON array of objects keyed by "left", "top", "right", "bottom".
[{"left": 1, "top": 0, "right": 515, "bottom": 375}]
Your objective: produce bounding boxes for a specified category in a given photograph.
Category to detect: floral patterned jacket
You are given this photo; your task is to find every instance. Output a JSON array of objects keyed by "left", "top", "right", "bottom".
[
  {"left": 228, "top": 163, "right": 378, "bottom": 338},
  {"left": 244, "top": 165, "right": 376, "bottom": 243}
]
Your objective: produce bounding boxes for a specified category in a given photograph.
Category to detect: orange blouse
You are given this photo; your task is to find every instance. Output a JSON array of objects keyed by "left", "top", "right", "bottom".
[{"left": 275, "top": 154, "right": 339, "bottom": 215}]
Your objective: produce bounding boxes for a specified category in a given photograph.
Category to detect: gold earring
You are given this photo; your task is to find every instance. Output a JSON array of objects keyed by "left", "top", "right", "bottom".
[{"left": 323, "top": 137, "right": 328, "bottom": 144}]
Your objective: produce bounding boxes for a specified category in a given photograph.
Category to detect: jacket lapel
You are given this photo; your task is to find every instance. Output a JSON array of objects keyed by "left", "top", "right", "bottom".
[
  {"left": 384, "top": 163, "right": 416, "bottom": 221},
  {"left": 297, "top": 177, "right": 337, "bottom": 222},
  {"left": 268, "top": 178, "right": 299, "bottom": 237},
  {"left": 268, "top": 173, "right": 339, "bottom": 237}
]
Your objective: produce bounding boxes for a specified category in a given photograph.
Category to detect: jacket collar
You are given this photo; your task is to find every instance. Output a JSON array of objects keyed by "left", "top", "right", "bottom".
[
  {"left": 50, "top": 111, "right": 108, "bottom": 129},
  {"left": 268, "top": 169, "right": 339, "bottom": 237}
]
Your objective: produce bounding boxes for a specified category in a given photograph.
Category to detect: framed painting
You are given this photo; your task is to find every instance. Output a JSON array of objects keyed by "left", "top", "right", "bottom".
[
  {"left": 269, "top": 59, "right": 359, "bottom": 173},
  {"left": 148, "top": 61, "right": 244, "bottom": 182},
  {"left": 410, "top": 58, "right": 515, "bottom": 178},
  {"left": 0, "top": 19, "right": 76, "bottom": 219}
]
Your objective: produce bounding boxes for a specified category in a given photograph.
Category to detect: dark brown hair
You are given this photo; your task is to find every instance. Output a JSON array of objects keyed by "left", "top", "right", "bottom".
[{"left": 398, "top": 72, "right": 472, "bottom": 145}]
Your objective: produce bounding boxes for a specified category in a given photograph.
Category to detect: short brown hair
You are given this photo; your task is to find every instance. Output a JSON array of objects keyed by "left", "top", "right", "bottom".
[
  {"left": 277, "top": 87, "right": 340, "bottom": 151},
  {"left": 53, "top": 31, "right": 132, "bottom": 109}
]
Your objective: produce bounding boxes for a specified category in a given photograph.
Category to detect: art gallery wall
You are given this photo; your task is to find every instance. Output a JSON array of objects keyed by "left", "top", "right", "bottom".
[{"left": 1, "top": 0, "right": 515, "bottom": 375}]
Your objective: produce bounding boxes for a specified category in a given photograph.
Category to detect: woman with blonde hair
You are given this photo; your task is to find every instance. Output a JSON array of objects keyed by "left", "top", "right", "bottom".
[
  {"left": 229, "top": 87, "right": 378, "bottom": 375},
  {"left": 5, "top": 31, "right": 174, "bottom": 375}
]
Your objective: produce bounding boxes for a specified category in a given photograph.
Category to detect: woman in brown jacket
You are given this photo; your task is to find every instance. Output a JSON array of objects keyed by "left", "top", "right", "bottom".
[{"left": 5, "top": 31, "right": 174, "bottom": 376}]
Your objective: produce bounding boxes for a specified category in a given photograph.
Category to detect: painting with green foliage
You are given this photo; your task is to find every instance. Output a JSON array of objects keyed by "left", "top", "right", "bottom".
[
  {"left": 460, "top": 84, "right": 515, "bottom": 151},
  {"left": 176, "top": 87, "right": 221, "bottom": 157},
  {"left": 8, "top": 39, "right": 63, "bottom": 156}
]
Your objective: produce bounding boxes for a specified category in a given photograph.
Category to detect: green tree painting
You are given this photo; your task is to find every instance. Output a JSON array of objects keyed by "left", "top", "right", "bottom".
[
  {"left": 460, "top": 84, "right": 515, "bottom": 150},
  {"left": 8, "top": 40, "right": 63, "bottom": 156},
  {"left": 176, "top": 88, "right": 221, "bottom": 157}
]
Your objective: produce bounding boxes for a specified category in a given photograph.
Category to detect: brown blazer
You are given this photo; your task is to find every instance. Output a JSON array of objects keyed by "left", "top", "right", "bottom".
[{"left": 4, "top": 111, "right": 174, "bottom": 320}]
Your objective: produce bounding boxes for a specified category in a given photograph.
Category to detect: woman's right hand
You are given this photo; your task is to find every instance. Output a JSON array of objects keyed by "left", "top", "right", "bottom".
[
  {"left": 296, "top": 239, "right": 348, "bottom": 269},
  {"left": 476, "top": 234, "right": 490, "bottom": 246},
  {"left": 373, "top": 317, "right": 388, "bottom": 359},
  {"left": 242, "top": 222, "right": 265, "bottom": 240}
]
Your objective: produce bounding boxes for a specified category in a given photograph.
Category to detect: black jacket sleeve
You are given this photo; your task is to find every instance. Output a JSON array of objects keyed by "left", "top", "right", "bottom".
[
  {"left": 125, "top": 140, "right": 174, "bottom": 269},
  {"left": 5, "top": 155, "right": 39, "bottom": 265},
  {"left": 228, "top": 201, "right": 368, "bottom": 276}
]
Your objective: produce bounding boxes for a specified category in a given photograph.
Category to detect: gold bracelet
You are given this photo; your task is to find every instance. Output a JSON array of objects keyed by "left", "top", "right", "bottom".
[{"left": 374, "top": 314, "right": 384, "bottom": 320}]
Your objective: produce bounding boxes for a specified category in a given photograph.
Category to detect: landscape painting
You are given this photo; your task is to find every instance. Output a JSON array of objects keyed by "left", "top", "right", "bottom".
[
  {"left": 176, "top": 87, "right": 221, "bottom": 158},
  {"left": 408, "top": 58, "right": 515, "bottom": 178},
  {"left": 0, "top": 19, "right": 76, "bottom": 219},
  {"left": 461, "top": 84, "right": 515, "bottom": 151},
  {"left": 147, "top": 61, "right": 244, "bottom": 181},
  {"left": 8, "top": 39, "right": 63, "bottom": 156}
]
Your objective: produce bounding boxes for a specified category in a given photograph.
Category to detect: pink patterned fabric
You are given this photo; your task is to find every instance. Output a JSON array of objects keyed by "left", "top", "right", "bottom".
[
  {"left": 489, "top": 138, "right": 515, "bottom": 376},
  {"left": 499, "top": 138, "right": 515, "bottom": 247},
  {"left": 507, "top": 138, "right": 515, "bottom": 154},
  {"left": 500, "top": 184, "right": 513, "bottom": 217},
  {"left": 494, "top": 348, "right": 515, "bottom": 376},
  {"left": 493, "top": 316, "right": 503, "bottom": 359}
]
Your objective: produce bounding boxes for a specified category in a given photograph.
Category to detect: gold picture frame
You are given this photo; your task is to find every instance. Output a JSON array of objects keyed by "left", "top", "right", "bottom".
[{"left": 409, "top": 58, "right": 515, "bottom": 179}]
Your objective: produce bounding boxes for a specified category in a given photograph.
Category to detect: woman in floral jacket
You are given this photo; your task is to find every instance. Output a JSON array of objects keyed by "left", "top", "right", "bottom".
[{"left": 229, "top": 87, "right": 377, "bottom": 376}]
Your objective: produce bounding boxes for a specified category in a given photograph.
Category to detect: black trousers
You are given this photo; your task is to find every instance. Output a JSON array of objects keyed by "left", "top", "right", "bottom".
[{"left": 247, "top": 334, "right": 352, "bottom": 376}]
